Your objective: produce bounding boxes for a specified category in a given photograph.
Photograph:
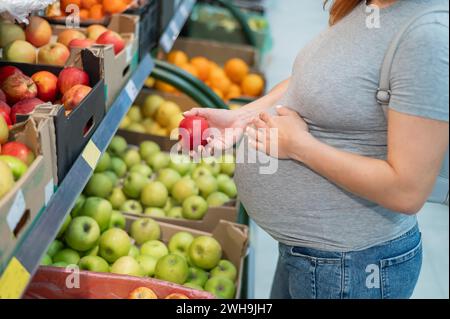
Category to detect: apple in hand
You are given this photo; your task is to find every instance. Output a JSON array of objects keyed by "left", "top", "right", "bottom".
[
  {"left": 37, "top": 43, "right": 70, "bottom": 66},
  {"left": 31, "top": 71, "right": 58, "bottom": 102},
  {"left": 140, "top": 240, "right": 168, "bottom": 260},
  {"left": 1, "top": 141, "right": 35, "bottom": 165},
  {"left": 205, "top": 276, "right": 236, "bottom": 299},
  {"left": 99, "top": 228, "right": 131, "bottom": 263},
  {"left": 11, "top": 98, "right": 44, "bottom": 124},
  {"left": 186, "top": 267, "right": 209, "bottom": 287},
  {"left": 96, "top": 30, "right": 125, "bottom": 54},
  {"left": 110, "top": 256, "right": 143, "bottom": 277},
  {"left": 57, "top": 67, "right": 90, "bottom": 95},
  {"left": 78, "top": 255, "right": 110, "bottom": 273},
  {"left": 179, "top": 115, "right": 209, "bottom": 151},
  {"left": 154, "top": 254, "right": 189, "bottom": 284},
  {"left": 188, "top": 236, "right": 222, "bottom": 270},
  {"left": 210, "top": 260, "right": 237, "bottom": 282},
  {"left": 1, "top": 73, "right": 37, "bottom": 105},
  {"left": 182, "top": 196, "right": 208, "bottom": 220},
  {"left": 130, "top": 218, "right": 161, "bottom": 245},
  {"left": 169, "top": 231, "right": 194, "bottom": 259}
]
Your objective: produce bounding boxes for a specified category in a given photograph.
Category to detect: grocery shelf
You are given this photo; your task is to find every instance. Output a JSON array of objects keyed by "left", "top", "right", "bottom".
[
  {"left": 159, "top": 0, "right": 197, "bottom": 53},
  {"left": 0, "top": 54, "right": 154, "bottom": 298}
]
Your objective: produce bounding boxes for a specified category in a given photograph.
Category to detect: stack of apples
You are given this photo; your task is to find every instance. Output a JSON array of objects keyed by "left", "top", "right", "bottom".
[
  {"left": 157, "top": 50, "right": 265, "bottom": 100},
  {"left": 77, "top": 135, "right": 237, "bottom": 222},
  {"left": 0, "top": 65, "right": 92, "bottom": 115},
  {"left": 0, "top": 16, "right": 126, "bottom": 66},
  {"left": 45, "top": 213, "right": 237, "bottom": 299},
  {"left": 120, "top": 94, "right": 184, "bottom": 137}
]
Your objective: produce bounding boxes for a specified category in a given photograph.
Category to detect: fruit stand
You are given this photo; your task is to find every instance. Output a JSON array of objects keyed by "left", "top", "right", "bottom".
[{"left": 0, "top": 0, "right": 269, "bottom": 300}]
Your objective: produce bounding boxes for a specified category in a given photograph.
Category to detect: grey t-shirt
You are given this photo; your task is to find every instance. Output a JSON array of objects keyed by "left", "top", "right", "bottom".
[{"left": 235, "top": 0, "right": 449, "bottom": 252}]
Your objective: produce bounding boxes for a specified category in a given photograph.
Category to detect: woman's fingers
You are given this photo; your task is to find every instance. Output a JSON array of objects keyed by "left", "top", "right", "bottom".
[
  {"left": 276, "top": 105, "right": 299, "bottom": 117},
  {"left": 248, "top": 137, "right": 267, "bottom": 153},
  {"left": 252, "top": 117, "right": 268, "bottom": 129},
  {"left": 259, "top": 112, "right": 274, "bottom": 126},
  {"left": 183, "top": 108, "right": 209, "bottom": 117}
]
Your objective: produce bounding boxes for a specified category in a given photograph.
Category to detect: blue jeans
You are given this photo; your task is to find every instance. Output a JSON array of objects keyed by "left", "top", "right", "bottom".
[{"left": 271, "top": 225, "right": 422, "bottom": 299}]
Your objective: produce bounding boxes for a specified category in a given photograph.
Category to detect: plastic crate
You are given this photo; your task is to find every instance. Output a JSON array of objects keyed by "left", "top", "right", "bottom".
[{"left": 126, "top": 0, "right": 161, "bottom": 61}]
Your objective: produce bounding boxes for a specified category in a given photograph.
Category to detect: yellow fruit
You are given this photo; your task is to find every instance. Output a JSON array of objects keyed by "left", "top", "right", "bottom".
[
  {"left": 190, "top": 57, "right": 211, "bottom": 81},
  {"left": 209, "top": 69, "right": 231, "bottom": 96},
  {"left": 229, "top": 104, "right": 242, "bottom": 110},
  {"left": 155, "top": 101, "right": 182, "bottom": 127},
  {"left": 167, "top": 50, "right": 189, "bottom": 67},
  {"left": 241, "top": 74, "right": 264, "bottom": 97},
  {"left": 119, "top": 116, "right": 131, "bottom": 129},
  {"left": 142, "top": 95, "right": 165, "bottom": 119},
  {"left": 145, "top": 77, "right": 155, "bottom": 88},
  {"left": 224, "top": 58, "right": 249, "bottom": 84},
  {"left": 167, "top": 113, "right": 184, "bottom": 136}
]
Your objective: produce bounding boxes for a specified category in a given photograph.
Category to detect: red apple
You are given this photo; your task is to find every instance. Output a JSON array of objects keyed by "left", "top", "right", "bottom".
[
  {"left": 0, "top": 89, "right": 6, "bottom": 102},
  {"left": 31, "top": 71, "right": 58, "bottom": 102},
  {"left": 10, "top": 98, "right": 44, "bottom": 124},
  {"left": 1, "top": 73, "right": 37, "bottom": 105},
  {"left": 96, "top": 30, "right": 125, "bottom": 54},
  {"left": 37, "top": 43, "right": 70, "bottom": 66},
  {"left": 87, "top": 25, "right": 107, "bottom": 41},
  {"left": 0, "top": 101, "right": 11, "bottom": 126},
  {"left": 57, "top": 67, "right": 90, "bottom": 95},
  {"left": 1, "top": 141, "right": 35, "bottom": 166},
  {"left": 179, "top": 115, "right": 209, "bottom": 151},
  {"left": 0, "top": 66, "right": 23, "bottom": 86},
  {"left": 62, "top": 84, "right": 91, "bottom": 110},
  {"left": 25, "top": 16, "right": 52, "bottom": 48},
  {"left": 69, "top": 38, "right": 94, "bottom": 49}
]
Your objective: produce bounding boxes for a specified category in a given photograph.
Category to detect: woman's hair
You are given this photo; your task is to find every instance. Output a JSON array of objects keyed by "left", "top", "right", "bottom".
[{"left": 325, "top": 0, "right": 364, "bottom": 25}]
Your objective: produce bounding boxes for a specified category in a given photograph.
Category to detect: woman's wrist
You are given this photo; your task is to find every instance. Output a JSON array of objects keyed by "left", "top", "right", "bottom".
[{"left": 288, "top": 132, "right": 319, "bottom": 163}]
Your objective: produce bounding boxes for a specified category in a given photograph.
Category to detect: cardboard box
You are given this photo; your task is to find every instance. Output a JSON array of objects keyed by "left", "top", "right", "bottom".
[
  {"left": 0, "top": 118, "right": 56, "bottom": 270},
  {"left": 52, "top": 14, "right": 140, "bottom": 109}
]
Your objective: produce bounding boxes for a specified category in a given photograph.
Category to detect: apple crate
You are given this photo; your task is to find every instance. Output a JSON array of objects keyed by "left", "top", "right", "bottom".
[
  {"left": 51, "top": 14, "right": 140, "bottom": 110},
  {"left": 0, "top": 117, "right": 55, "bottom": 270},
  {"left": 0, "top": 49, "right": 106, "bottom": 183}
]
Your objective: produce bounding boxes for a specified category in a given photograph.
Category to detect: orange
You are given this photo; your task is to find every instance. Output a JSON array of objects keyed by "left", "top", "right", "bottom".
[
  {"left": 128, "top": 287, "right": 158, "bottom": 299},
  {"left": 60, "top": 0, "right": 81, "bottom": 12},
  {"left": 81, "top": 0, "right": 98, "bottom": 9},
  {"left": 165, "top": 293, "right": 189, "bottom": 299},
  {"left": 224, "top": 58, "right": 249, "bottom": 84},
  {"left": 103, "top": 0, "right": 128, "bottom": 14},
  {"left": 79, "top": 9, "right": 90, "bottom": 19},
  {"left": 212, "top": 88, "right": 224, "bottom": 100},
  {"left": 209, "top": 68, "right": 231, "bottom": 96},
  {"left": 241, "top": 74, "right": 264, "bottom": 97},
  {"left": 155, "top": 80, "right": 177, "bottom": 94},
  {"left": 180, "top": 63, "right": 199, "bottom": 78},
  {"left": 89, "top": 4, "right": 104, "bottom": 19},
  {"left": 190, "top": 56, "right": 211, "bottom": 81},
  {"left": 167, "top": 50, "right": 189, "bottom": 67},
  {"left": 226, "top": 84, "right": 242, "bottom": 101}
]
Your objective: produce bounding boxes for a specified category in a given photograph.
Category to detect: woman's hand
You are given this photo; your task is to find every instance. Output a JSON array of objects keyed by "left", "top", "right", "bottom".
[{"left": 247, "top": 106, "right": 313, "bottom": 159}]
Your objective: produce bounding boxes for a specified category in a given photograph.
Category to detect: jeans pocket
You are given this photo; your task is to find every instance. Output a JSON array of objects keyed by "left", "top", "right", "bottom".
[{"left": 380, "top": 239, "right": 423, "bottom": 299}]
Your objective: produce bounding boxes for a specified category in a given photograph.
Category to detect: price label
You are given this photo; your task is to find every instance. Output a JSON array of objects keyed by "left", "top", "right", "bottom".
[
  {"left": 44, "top": 179, "right": 54, "bottom": 206},
  {"left": 6, "top": 190, "right": 26, "bottom": 234},
  {"left": 125, "top": 45, "right": 133, "bottom": 64},
  {"left": 82, "top": 140, "right": 101, "bottom": 170},
  {"left": 125, "top": 80, "right": 138, "bottom": 101},
  {"left": 0, "top": 257, "right": 30, "bottom": 299}
]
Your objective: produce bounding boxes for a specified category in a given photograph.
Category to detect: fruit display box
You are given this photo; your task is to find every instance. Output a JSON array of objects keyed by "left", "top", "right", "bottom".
[
  {"left": 0, "top": 117, "right": 55, "bottom": 269},
  {"left": 51, "top": 14, "right": 140, "bottom": 110},
  {"left": 2, "top": 49, "right": 106, "bottom": 183}
]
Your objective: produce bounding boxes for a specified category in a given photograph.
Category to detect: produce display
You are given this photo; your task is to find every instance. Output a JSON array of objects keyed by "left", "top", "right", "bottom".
[{"left": 128, "top": 287, "right": 189, "bottom": 299}]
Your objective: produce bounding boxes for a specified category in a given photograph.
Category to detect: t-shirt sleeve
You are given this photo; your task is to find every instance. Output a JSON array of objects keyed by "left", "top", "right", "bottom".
[{"left": 389, "top": 17, "right": 449, "bottom": 122}]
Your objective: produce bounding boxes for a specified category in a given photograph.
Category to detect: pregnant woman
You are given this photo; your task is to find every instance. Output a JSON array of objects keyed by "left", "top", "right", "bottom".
[{"left": 185, "top": 0, "right": 449, "bottom": 298}]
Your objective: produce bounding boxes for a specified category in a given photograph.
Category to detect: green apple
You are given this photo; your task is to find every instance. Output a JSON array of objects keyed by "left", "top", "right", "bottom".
[
  {"left": 130, "top": 218, "right": 161, "bottom": 245},
  {"left": 121, "top": 200, "right": 143, "bottom": 215},
  {"left": 139, "top": 141, "right": 160, "bottom": 159},
  {"left": 169, "top": 154, "right": 192, "bottom": 176},
  {"left": 128, "top": 245, "right": 140, "bottom": 258},
  {"left": 129, "top": 163, "right": 152, "bottom": 178},
  {"left": 201, "top": 157, "right": 221, "bottom": 176},
  {"left": 0, "top": 117, "right": 9, "bottom": 145},
  {"left": 196, "top": 174, "right": 218, "bottom": 198},
  {"left": 206, "top": 192, "right": 230, "bottom": 207},
  {"left": 169, "top": 232, "right": 194, "bottom": 258},
  {"left": 136, "top": 255, "right": 158, "bottom": 277},
  {"left": 0, "top": 155, "right": 28, "bottom": 180},
  {"left": 162, "top": 197, "right": 174, "bottom": 213},
  {"left": 53, "top": 248, "right": 80, "bottom": 265},
  {"left": 108, "top": 136, "right": 128, "bottom": 156},
  {"left": 210, "top": 260, "right": 237, "bottom": 281},
  {"left": 154, "top": 254, "right": 189, "bottom": 284},
  {"left": 184, "top": 282, "right": 204, "bottom": 291},
  {"left": 40, "top": 254, "right": 52, "bottom": 266},
  {"left": 216, "top": 174, "right": 231, "bottom": 184},
  {"left": 182, "top": 196, "right": 208, "bottom": 220},
  {"left": 108, "top": 188, "right": 127, "bottom": 210},
  {"left": 119, "top": 115, "right": 131, "bottom": 129},
  {"left": 128, "top": 123, "right": 146, "bottom": 133},
  {"left": 78, "top": 256, "right": 109, "bottom": 273},
  {"left": 108, "top": 211, "right": 126, "bottom": 229},
  {"left": 219, "top": 155, "right": 235, "bottom": 176},
  {"left": 191, "top": 166, "right": 212, "bottom": 180},
  {"left": 141, "top": 181, "right": 168, "bottom": 208},
  {"left": 95, "top": 153, "right": 111, "bottom": 172},
  {"left": 110, "top": 157, "right": 127, "bottom": 178},
  {"left": 99, "top": 228, "right": 131, "bottom": 263},
  {"left": 81, "top": 197, "right": 113, "bottom": 231},
  {"left": 128, "top": 106, "right": 143, "bottom": 122},
  {"left": 0, "top": 160, "right": 13, "bottom": 200},
  {"left": 218, "top": 179, "right": 238, "bottom": 199},
  {"left": 84, "top": 173, "right": 113, "bottom": 198},
  {"left": 157, "top": 168, "right": 181, "bottom": 191},
  {"left": 70, "top": 195, "right": 86, "bottom": 218},
  {"left": 186, "top": 267, "right": 209, "bottom": 287},
  {"left": 144, "top": 207, "right": 166, "bottom": 218},
  {"left": 103, "top": 171, "right": 118, "bottom": 187},
  {"left": 47, "top": 240, "right": 64, "bottom": 257},
  {"left": 123, "top": 172, "right": 148, "bottom": 199},
  {"left": 167, "top": 207, "right": 183, "bottom": 219},
  {"left": 205, "top": 276, "right": 236, "bottom": 299},
  {"left": 83, "top": 245, "right": 99, "bottom": 257},
  {"left": 65, "top": 216, "right": 100, "bottom": 251},
  {"left": 146, "top": 152, "right": 170, "bottom": 171},
  {"left": 142, "top": 94, "right": 164, "bottom": 118},
  {"left": 189, "top": 236, "right": 222, "bottom": 270},
  {"left": 57, "top": 214, "right": 72, "bottom": 238},
  {"left": 122, "top": 149, "right": 141, "bottom": 169},
  {"left": 140, "top": 240, "right": 168, "bottom": 260},
  {"left": 111, "top": 256, "right": 143, "bottom": 277},
  {"left": 52, "top": 261, "right": 68, "bottom": 268},
  {"left": 171, "top": 178, "right": 199, "bottom": 203}
]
